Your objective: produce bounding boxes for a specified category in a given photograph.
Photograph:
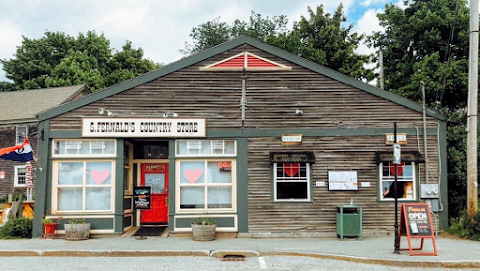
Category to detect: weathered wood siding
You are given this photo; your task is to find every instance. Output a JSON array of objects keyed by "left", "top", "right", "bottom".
[
  {"left": 49, "top": 45, "right": 438, "bottom": 130},
  {"left": 248, "top": 135, "right": 440, "bottom": 233}
]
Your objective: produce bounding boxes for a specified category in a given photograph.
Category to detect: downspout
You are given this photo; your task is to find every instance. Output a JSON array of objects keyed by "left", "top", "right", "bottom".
[{"left": 420, "top": 81, "right": 429, "bottom": 183}]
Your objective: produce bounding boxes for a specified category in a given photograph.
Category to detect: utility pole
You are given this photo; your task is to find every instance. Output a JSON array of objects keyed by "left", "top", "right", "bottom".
[
  {"left": 467, "top": 0, "right": 479, "bottom": 220},
  {"left": 379, "top": 50, "right": 384, "bottom": 90}
]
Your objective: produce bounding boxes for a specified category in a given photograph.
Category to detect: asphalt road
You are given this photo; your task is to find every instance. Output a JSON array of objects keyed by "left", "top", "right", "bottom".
[{"left": 1, "top": 256, "right": 475, "bottom": 271}]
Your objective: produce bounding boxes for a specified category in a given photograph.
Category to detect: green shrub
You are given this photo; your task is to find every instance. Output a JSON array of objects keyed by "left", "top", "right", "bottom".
[
  {"left": 0, "top": 216, "right": 33, "bottom": 239},
  {"left": 448, "top": 209, "right": 480, "bottom": 241}
]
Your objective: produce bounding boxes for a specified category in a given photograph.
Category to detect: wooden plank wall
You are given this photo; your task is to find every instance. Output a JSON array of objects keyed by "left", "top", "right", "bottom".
[
  {"left": 46, "top": 44, "right": 443, "bottom": 233},
  {"left": 247, "top": 135, "right": 440, "bottom": 233},
  {"left": 49, "top": 45, "right": 438, "bottom": 130}
]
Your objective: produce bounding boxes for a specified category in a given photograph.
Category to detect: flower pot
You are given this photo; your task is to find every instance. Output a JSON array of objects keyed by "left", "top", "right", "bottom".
[
  {"left": 43, "top": 222, "right": 57, "bottom": 239},
  {"left": 191, "top": 223, "right": 216, "bottom": 241},
  {"left": 64, "top": 223, "right": 91, "bottom": 241}
]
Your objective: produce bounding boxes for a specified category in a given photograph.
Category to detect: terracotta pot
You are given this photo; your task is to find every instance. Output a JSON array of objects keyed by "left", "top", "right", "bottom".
[{"left": 44, "top": 223, "right": 57, "bottom": 234}]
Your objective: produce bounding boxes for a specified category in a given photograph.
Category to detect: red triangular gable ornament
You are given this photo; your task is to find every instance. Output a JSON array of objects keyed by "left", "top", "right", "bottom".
[{"left": 200, "top": 52, "right": 291, "bottom": 71}]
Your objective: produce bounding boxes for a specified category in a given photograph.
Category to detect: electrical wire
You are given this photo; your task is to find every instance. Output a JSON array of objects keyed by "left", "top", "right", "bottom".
[{"left": 437, "top": 0, "right": 461, "bottom": 105}]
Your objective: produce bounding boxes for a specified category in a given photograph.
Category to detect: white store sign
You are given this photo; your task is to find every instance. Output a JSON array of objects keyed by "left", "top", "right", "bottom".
[{"left": 82, "top": 118, "right": 206, "bottom": 138}]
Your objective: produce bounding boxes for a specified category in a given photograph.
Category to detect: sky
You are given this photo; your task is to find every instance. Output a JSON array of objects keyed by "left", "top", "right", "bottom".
[{"left": 0, "top": 0, "right": 402, "bottom": 83}]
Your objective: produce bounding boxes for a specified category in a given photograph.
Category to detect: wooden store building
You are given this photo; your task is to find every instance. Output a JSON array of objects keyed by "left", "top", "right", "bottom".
[{"left": 32, "top": 36, "right": 447, "bottom": 238}]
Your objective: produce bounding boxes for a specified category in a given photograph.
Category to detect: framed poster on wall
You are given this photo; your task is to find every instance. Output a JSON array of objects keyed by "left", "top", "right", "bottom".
[{"left": 328, "top": 171, "right": 358, "bottom": 191}]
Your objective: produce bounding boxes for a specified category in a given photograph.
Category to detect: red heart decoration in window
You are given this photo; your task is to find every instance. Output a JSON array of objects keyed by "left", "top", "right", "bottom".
[
  {"left": 284, "top": 163, "right": 300, "bottom": 177},
  {"left": 185, "top": 168, "right": 203, "bottom": 183},
  {"left": 389, "top": 162, "right": 405, "bottom": 175},
  {"left": 91, "top": 169, "right": 110, "bottom": 184}
]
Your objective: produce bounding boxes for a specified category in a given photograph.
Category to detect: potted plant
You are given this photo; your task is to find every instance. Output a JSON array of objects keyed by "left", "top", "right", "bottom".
[
  {"left": 64, "top": 218, "right": 91, "bottom": 241},
  {"left": 42, "top": 218, "right": 58, "bottom": 239},
  {"left": 191, "top": 216, "right": 216, "bottom": 241}
]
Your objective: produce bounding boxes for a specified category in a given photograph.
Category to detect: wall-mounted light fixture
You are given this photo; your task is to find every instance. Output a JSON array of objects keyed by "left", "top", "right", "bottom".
[
  {"left": 98, "top": 108, "right": 113, "bottom": 116},
  {"left": 163, "top": 111, "right": 179, "bottom": 118},
  {"left": 295, "top": 109, "right": 304, "bottom": 116}
]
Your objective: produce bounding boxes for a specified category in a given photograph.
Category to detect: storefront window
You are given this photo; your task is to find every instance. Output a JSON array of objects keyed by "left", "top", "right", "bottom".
[
  {"left": 177, "top": 159, "right": 235, "bottom": 211},
  {"left": 273, "top": 162, "right": 310, "bottom": 201},
  {"left": 53, "top": 139, "right": 116, "bottom": 157},
  {"left": 53, "top": 160, "right": 114, "bottom": 212},
  {"left": 379, "top": 162, "right": 416, "bottom": 201},
  {"left": 176, "top": 140, "right": 236, "bottom": 156}
]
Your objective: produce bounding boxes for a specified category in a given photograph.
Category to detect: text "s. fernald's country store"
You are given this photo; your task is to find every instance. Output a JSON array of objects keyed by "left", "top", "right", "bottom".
[{"left": 32, "top": 36, "right": 447, "bottom": 238}]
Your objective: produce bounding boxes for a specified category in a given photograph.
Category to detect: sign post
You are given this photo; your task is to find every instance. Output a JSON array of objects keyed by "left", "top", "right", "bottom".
[
  {"left": 399, "top": 203, "right": 438, "bottom": 256},
  {"left": 393, "top": 122, "right": 400, "bottom": 254}
]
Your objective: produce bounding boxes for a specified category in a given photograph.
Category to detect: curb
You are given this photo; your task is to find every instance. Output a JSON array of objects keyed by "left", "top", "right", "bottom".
[
  {"left": 260, "top": 251, "right": 480, "bottom": 269},
  {"left": 1, "top": 250, "right": 480, "bottom": 268}
]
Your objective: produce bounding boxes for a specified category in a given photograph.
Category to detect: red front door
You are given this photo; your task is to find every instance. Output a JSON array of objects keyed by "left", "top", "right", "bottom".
[{"left": 141, "top": 163, "right": 168, "bottom": 224}]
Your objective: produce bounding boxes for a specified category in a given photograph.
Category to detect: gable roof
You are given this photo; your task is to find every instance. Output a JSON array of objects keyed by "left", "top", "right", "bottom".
[
  {"left": 37, "top": 36, "right": 445, "bottom": 122},
  {"left": 0, "top": 85, "right": 87, "bottom": 124}
]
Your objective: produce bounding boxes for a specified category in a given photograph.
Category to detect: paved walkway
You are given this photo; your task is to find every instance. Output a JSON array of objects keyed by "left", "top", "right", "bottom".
[{"left": 0, "top": 236, "right": 479, "bottom": 268}]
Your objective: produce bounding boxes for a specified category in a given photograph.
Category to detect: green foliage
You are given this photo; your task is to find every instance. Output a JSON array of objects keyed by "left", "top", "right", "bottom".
[
  {"left": 292, "top": 5, "right": 373, "bottom": 80},
  {"left": 68, "top": 218, "right": 86, "bottom": 225},
  {"left": 1, "top": 31, "right": 160, "bottom": 92},
  {"left": 448, "top": 209, "right": 480, "bottom": 240},
  {"left": 192, "top": 217, "right": 216, "bottom": 226},
  {"left": 368, "top": 0, "right": 469, "bottom": 110},
  {"left": 0, "top": 216, "right": 33, "bottom": 239},
  {"left": 182, "top": 7, "right": 372, "bottom": 81},
  {"left": 42, "top": 218, "right": 54, "bottom": 224}
]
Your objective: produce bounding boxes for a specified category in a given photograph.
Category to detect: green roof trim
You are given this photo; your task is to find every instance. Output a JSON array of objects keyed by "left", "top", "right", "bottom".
[{"left": 38, "top": 36, "right": 445, "bottom": 122}]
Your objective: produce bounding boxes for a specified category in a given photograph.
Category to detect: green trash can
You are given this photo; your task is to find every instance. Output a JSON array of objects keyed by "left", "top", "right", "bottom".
[{"left": 336, "top": 205, "right": 362, "bottom": 240}]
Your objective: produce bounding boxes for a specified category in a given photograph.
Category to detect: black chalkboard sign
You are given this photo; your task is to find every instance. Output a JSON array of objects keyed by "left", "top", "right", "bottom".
[
  {"left": 399, "top": 203, "right": 437, "bottom": 256},
  {"left": 401, "top": 203, "right": 433, "bottom": 237},
  {"left": 134, "top": 186, "right": 151, "bottom": 209}
]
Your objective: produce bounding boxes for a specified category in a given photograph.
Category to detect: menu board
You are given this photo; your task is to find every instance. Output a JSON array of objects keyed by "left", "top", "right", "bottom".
[
  {"left": 328, "top": 171, "right": 358, "bottom": 191},
  {"left": 134, "top": 186, "right": 151, "bottom": 209},
  {"left": 401, "top": 203, "right": 433, "bottom": 237}
]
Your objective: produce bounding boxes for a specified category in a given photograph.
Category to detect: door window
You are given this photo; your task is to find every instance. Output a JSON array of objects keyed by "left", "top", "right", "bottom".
[{"left": 145, "top": 173, "right": 166, "bottom": 193}]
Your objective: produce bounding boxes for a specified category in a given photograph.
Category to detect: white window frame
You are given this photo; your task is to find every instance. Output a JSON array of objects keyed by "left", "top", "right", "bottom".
[
  {"left": 378, "top": 162, "right": 417, "bottom": 201},
  {"left": 14, "top": 165, "right": 27, "bottom": 187},
  {"left": 52, "top": 139, "right": 117, "bottom": 158},
  {"left": 51, "top": 160, "right": 115, "bottom": 214},
  {"left": 16, "top": 126, "right": 28, "bottom": 145},
  {"left": 176, "top": 140, "right": 237, "bottom": 157},
  {"left": 273, "top": 162, "right": 311, "bottom": 202},
  {"left": 175, "top": 158, "right": 237, "bottom": 214}
]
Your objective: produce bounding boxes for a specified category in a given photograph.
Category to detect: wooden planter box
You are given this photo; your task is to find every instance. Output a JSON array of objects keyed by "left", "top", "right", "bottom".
[
  {"left": 191, "top": 224, "right": 216, "bottom": 241},
  {"left": 65, "top": 223, "right": 91, "bottom": 240}
]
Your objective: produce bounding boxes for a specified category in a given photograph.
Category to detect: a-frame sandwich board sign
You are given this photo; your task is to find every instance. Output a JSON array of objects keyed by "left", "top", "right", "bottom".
[{"left": 398, "top": 203, "right": 437, "bottom": 256}]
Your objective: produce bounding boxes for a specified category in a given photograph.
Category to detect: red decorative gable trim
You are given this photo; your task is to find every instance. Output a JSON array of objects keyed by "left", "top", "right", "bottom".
[{"left": 200, "top": 52, "right": 291, "bottom": 71}]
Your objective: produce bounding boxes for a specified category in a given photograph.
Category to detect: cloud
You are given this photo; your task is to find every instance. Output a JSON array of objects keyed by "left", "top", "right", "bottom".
[
  {"left": 0, "top": 19, "right": 24, "bottom": 81},
  {"left": 355, "top": 8, "right": 384, "bottom": 56},
  {"left": 360, "top": 0, "right": 389, "bottom": 7}
]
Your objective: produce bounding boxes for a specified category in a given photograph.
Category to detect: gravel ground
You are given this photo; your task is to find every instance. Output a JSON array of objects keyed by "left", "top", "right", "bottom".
[{"left": 1, "top": 256, "right": 477, "bottom": 271}]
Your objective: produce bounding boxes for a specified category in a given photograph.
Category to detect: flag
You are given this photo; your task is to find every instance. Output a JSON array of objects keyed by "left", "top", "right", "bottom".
[{"left": 0, "top": 138, "right": 34, "bottom": 162}]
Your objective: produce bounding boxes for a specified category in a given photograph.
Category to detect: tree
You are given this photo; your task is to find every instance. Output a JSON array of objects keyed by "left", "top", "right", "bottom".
[
  {"left": 182, "top": 7, "right": 373, "bottom": 81},
  {"left": 182, "top": 12, "right": 288, "bottom": 55},
  {"left": 369, "top": 0, "right": 469, "bottom": 110},
  {"left": 368, "top": 0, "right": 474, "bottom": 218},
  {"left": 293, "top": 5, "right": 373, "bottom": 80},
  {"left": 1, "top": 31, "right": 159, "bottom": 92}
]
